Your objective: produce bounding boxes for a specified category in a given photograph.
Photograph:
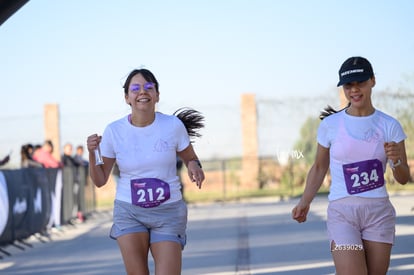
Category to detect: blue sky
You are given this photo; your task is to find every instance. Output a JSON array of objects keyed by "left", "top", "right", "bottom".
[{"left": 1, "top": 0, "right": 413, "bottom": 166}]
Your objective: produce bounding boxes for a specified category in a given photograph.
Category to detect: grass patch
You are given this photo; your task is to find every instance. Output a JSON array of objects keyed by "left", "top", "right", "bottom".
[
  {"left": 94, "top": 182, "right": 414, "bottom": 208},
  {"left": 184, "top": 185, "right": 330, "bottom": 204},
  {"left": 184, "top": 182, "right": 414, "bottom": 204}
]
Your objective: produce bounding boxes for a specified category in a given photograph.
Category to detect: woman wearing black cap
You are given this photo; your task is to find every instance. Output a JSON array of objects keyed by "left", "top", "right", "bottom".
[{"left": 292, "top": 56, "right": 410, "bottom": 275}]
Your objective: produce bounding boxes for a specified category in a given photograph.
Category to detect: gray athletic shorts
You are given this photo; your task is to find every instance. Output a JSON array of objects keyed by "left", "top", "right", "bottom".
[
  {"left": 110, "top": 199, "right": 187, "bottom": 249},
  {"left": 327, "top": 196, "right": 396, "bottom": 246}
]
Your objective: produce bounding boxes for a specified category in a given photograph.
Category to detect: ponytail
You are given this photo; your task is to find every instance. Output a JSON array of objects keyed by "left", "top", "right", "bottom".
[
  {"left": 173, "top": 107, "right": 205, "bottom": 141},
  {"left": 319, "top": 102, "right": 350, "bottom": 120}
]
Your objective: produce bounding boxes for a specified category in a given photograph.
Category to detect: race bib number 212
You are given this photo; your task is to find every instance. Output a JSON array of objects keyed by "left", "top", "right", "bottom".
[{"left": 130, "top": 178, "right": 170, "bottom": 208}]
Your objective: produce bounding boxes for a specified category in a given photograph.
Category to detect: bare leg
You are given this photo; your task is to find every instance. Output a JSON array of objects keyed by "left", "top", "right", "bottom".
[
  {"left": 331, "top": 241, "right": 367, "bottom": 275},
  {"left": 151, "top": 241, "right": 182, "bottom": 275},
  {"left": 117, "top": 232, "right": 150, "bottom": 275},
  {"left": 363, "top": 239, "right": 392, "bottom": 275}
]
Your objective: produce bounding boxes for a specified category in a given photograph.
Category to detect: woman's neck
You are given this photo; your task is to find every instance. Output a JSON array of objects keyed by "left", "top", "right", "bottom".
[
  {"left": 345, "top": 106, "right": 375, "bottom": 117},
  {"left": 129, "top": 112, "right": 155, "bottom": 127}
]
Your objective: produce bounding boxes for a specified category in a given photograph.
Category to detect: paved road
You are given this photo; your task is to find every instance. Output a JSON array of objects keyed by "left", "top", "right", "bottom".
[{"left": 1, "top": 194, "right": 413, "bottom": 275}]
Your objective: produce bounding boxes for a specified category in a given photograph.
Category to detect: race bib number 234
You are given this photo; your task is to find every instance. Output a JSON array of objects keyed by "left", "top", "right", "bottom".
[{"left": 342, "top": 159, "right": 384, "bottom": 195}]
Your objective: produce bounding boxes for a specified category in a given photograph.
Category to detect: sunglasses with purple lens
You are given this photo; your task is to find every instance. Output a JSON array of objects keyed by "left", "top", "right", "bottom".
[{"left": 130, "top": 82, "right": 155, "bottom": 93}]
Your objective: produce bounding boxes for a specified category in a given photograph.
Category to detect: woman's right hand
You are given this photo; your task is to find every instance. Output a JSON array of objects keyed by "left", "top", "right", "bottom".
[
  {"left": 292, "top": 201, "right": 310, "bottom": 223},
  {"left": 86, "top": 134, "right": 101, "bottom": 152}
]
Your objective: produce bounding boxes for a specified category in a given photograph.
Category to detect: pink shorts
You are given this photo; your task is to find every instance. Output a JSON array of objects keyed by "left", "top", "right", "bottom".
[{"left": 327, "top": 196, "right": 396, "bottom": 246}]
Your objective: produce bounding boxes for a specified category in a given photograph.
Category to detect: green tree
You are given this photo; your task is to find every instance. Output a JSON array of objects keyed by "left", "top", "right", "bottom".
[
  {"left": 293, "top": 116, "right": 320, "bottom": 165},
  {"left": 375, "top": 81, "right": 414, "bottom": 159},
  {"left": 398, "top": 109, "right": 414, "bottom": 159}
]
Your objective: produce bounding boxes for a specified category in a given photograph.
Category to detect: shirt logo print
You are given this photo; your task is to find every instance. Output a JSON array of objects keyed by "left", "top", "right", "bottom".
[
  {"left": 153, "top": 139, "right": 169, "bottom": 152},
  {"left": 364, "top": 129, "right": 380, "bottom": 142}
]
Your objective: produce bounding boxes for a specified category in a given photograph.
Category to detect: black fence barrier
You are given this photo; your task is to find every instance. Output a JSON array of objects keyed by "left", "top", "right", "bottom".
[{"left": 0, "top": 166, "right": 95, "bottom": 247}]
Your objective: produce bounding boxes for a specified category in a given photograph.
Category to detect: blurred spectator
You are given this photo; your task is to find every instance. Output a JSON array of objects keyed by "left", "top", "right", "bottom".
[
  {"left": 176, "top": 156, "right": 185, "bottom": 201},
  {"left": 62, "top": 142, "right": 85, "bottom": 223},
  {"left": 21, "top": 143, "right": 43, "bottom": 168},
  {"left": 61, "top": 143, "right": 78, "bottom": 167},
  {"left": 112, "top": 162, "right": 120, "bottom": 184},
  {"left": 0, "top": 153, "right": 10, "bottom": 166},
  {"left": 32, "top": 140, "right": 62, "bottom": 168},
  {"left": 74, "top": 145, "right": 88, "bottom": 167}
]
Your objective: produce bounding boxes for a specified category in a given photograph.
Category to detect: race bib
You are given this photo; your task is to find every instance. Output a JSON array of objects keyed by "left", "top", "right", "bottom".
[
  {"left": 342, "top": 159, "right": 384, "bottom": 195},
  {"left": 130, "top": 178, "right": 170, "bottom": 208}
]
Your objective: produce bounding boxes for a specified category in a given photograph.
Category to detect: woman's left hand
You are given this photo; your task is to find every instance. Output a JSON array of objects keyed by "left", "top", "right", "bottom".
[
  {"left": 384, "top": 141, "right": 402, "bottom": 163},
  {"left": 187, "top": 160, "right": 205, "bottom": 189}
]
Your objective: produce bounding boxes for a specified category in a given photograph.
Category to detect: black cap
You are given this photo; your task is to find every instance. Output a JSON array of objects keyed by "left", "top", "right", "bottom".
[{"left": 337, "top": 56, "right": 374, "bottom": 87}]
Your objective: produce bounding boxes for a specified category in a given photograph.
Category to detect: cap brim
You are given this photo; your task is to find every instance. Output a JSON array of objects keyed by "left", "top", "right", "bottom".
[{"left": 337, "top": 74, "right": 371, "bottom": 87}]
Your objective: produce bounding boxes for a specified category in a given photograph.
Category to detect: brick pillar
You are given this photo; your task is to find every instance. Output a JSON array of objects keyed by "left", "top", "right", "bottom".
[
  {"left": 44, "top": 104, "right": 61, "bottom": 160},
  {"left": 241, "top": 94, "right": 259, "bottom": 189}
]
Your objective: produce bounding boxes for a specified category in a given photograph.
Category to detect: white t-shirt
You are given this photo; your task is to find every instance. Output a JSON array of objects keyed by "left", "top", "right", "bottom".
[
  {"left": 100, "top": 112, "right": 190, "bottom": 204},
  {"left": 317, "top": 109, "right": 406, "bottom": 201}
]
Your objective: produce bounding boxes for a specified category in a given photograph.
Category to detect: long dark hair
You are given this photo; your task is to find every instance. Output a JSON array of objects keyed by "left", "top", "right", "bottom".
[
  {"left": 173, "top": 107, "right": 205, "bottom": 141},
  {"left": 319, "top": 102, "right": 350, "bottom": 120}
]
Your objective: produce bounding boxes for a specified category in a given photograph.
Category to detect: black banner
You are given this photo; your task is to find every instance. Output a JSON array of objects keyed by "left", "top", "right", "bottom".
[
  {"left": 0, "top": 171, "right": 11, "bottom": 245},
  {"left": 0, "top": 167, "right": 95, "bottom": 246}
]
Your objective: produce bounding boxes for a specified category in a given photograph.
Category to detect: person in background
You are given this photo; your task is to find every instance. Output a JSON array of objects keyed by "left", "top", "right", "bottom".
[
  {"left": 0, "top": 153, "right": 10, "bottom": 166},
  {"left": 21, "top": 143, "right": 43, "bottom": 168},
  {"left": 87, "top": 68, "right": 205, "bottom": 275},
  {"left": 292, "top": 56, "right": 410, "bottom": 275},
  {"left": 112, "top": 162, "right": 120, "bottom": 184},
  {"left": 62, "top": 143, "right": 78, "bottom": 168},
  {"left": 33, "top": 140, "right": 62, "bottom": 168},
  {"left": 73, "top": 144, "right": 89, "bottom": 222},
  {"left": 62, "top": 142, "right": 85, "bottom": 223},
  {"left": 176, "top": 155, "right": 185, "bottom": 201},
  {"left": 74, "top": 145, "right": 89, "bottom": 167}
]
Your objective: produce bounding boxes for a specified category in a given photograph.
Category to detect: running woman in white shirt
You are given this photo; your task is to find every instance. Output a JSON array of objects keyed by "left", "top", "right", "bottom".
[
  {"left": 87, "top": 68, "right": 205, "bottom": 275},
  {"left": 292, "top": 56, "right": 410, "bottom": 275}
]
